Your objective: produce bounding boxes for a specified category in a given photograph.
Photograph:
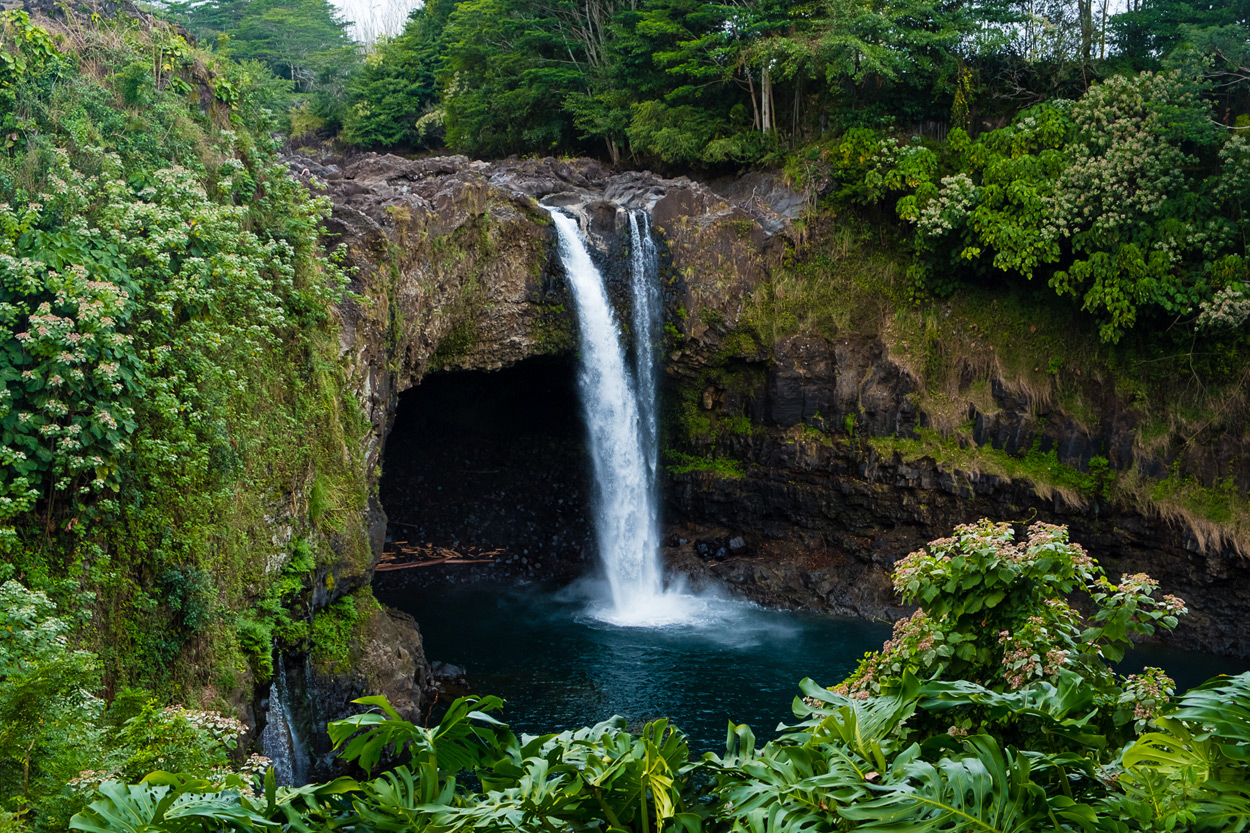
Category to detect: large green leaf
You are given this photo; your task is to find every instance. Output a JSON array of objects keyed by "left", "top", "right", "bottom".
[
  {"left": 918, "top": 671, "right": 1105, "bottom": 750},
  {"left": 1172, "top": 672, "right": 1250, "bottom": 760},
  {"left": 327, "top": 694, "right": 507, "bottom": 776},
  {"left": 784, "top": 673, "right": 920, "bottom": 767},
  {"left": 70, "top": 777, "right": 277, "bottom": 833},
  {"left": 840, "top": 736, "right": 1088, "bottom": 832}
]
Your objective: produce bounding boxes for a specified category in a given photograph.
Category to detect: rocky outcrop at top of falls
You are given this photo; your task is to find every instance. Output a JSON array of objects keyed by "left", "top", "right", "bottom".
[
  {"left": 291, "top": 151, "right": 1250, "bottom": 671},
  {"left": 289, "top": 152, "right": 795, "bottom": 410}
]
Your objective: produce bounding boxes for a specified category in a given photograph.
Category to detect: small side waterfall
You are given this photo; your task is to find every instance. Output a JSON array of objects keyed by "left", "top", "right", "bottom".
[
  {"left": 627, "top": 211, "right": 662, "bottom": 522},
  {"left": 259, "top": 660, "right": 308, "bottom": 785}
]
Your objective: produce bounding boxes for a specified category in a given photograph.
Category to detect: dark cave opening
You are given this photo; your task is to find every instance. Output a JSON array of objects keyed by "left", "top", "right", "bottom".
[{"left": 377, "top": 356, "right": 594, "bottom": 584}]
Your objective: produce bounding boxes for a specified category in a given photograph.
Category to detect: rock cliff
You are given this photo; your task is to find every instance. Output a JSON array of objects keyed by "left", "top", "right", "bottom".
[{"left": 298, "top": 151, "right": 1250, "bottom": 676}]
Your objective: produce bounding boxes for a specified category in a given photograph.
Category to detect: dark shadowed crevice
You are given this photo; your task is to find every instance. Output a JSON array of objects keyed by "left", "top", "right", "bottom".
[{"left": 377, "top": 356, "right": 594, "bottom": 586}]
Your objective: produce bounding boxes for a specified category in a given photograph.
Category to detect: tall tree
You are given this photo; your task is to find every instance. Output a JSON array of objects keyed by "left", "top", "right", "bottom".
[
  {"left": 441, "top": 0, "right": 590, "bottom": 156},
  {"left": 169, "top": 0, "right": 357, "bottom": 95},
  {"left": 342, "top": 0, "right": 459, "bottom": 147}
]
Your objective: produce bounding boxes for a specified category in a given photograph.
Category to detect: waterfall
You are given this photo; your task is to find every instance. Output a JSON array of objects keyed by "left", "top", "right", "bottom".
[
  {"left": 627, "top": 211, "right": 662, "bottom": 508},
  {"left": 549, "top": 208, "right": 682, "bottom": 623},
  {"left": 259, "top": 660, "right": 307, "bottom": 786}
]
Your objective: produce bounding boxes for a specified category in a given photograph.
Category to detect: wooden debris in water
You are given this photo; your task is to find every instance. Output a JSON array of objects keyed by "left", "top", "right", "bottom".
[{"left": 377, "top": 541, "right": 506, "bottom": 571}]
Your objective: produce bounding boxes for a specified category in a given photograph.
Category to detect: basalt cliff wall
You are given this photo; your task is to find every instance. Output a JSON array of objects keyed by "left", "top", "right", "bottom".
[{"left": 305, "top": 152, "right": 1250, "bottom": 676}]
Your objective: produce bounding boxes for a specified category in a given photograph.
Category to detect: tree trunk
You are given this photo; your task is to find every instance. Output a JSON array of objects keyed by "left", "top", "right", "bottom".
[
  {"left": 792, "top": 74, "right": 801, "bottom": 138},
  {"left": 1099, "top": 0, "right": 1109, "bottom": 60},
  {"left": 761, "top": 64, "right": 773, "bottom": 133},
  {"left": 1078, "top": 0, "right": 1094, "bottom": 65},
  {"left": 746, "top": 68, "right": 761, "bottom": 130}
]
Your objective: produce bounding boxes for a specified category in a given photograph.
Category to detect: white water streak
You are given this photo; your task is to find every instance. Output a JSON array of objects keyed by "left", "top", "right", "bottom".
[
  {"left": 259, "top": 661, "right": 307, "bottom": 786},
  {"left": 550, "top": 211, "right": 662, "bottom": 613},
  {"left": 627, "top": 212, "right": 662, "bottom": 570}
]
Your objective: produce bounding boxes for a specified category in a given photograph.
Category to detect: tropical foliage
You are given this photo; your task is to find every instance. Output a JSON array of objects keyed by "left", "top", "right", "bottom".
[
  {"left": 336, "top": 0, "right": 1248, "bottom": 346},
  {"left": 0, "top": 579, "right": 267, "bottom": 830},
  {"left": 863, "top": 73, "right": 1249, "bottom": 342},
  {"left": 165, "top": 0, "right": 359, "bottom": 131},
  {"left": 59, "top": 519, "right": 1250, "bottom": 832},
  {"left": 0, "top": 9, "right": 372, "bottom": 827}
]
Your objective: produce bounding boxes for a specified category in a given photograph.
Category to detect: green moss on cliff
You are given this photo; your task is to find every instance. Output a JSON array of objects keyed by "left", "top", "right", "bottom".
[
  {"left": 310, "top": 587, "right": 382, "bottom": 675},
  {"left": 0, "top": 12, "right": 370, "bottom": 701},
  {"left": 663, "top": 452, "right": 745, "bottom": 479}
]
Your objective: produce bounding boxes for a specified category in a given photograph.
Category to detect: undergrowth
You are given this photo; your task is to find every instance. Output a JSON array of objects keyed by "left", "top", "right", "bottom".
[{"left": 663, "top": 451, "right": 745, "bottom": 480}]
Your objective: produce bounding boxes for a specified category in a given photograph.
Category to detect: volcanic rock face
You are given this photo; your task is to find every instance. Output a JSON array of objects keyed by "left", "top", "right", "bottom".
[
  {"left": 294, "top": 151, "right": 797, "bottom": 464},
  {"left": 286, "top": 152, "right": 797, "bottom": 717},
  {"left": 305, "top": 151, "right": 1249, "bottom": 681},
  {"left": 661, "top": 342, "right": 1249, "bottom": 657}
]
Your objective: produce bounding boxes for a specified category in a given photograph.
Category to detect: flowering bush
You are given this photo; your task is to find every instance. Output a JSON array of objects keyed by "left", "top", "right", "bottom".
[
  {"left": 882, "top": 71, "right": 1247, "bottom": 343},
  {"left": 838, "top": 520, "right": 1186, "bottom": 715},
  {"left": 0, "top": 132, "right": 342, "bottom": 546},
  {"left": 0, "top": 581, "right": 102, "bottom": 821},
  {"left": 1046, "top": 72, "right": 1223, "bottom": 342}
]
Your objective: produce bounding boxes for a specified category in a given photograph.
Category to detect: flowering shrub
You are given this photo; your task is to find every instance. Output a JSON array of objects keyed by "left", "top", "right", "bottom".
[
  {"left": 1046, "top": 72, "right": 1223, "bottom": 342},
  {"left": 0, "top": 18, "right": 366, "bottom": 826},
  {"left": 103, "top": 702, "right": 248, "bottom": 785},
  {"left": 0, "top": 6, "right": 357, "bottom": 683},
  {"left": 0, "top": 134, "right": 342, "bottom": 547},
  {"left": 1120, "top": 666, "right": 1176, "bottom": 732},
  {"left": 838, "top": 520, "right": 1186, "bottom": 712},
  {"left": 881, "top": 71, "right": 1247, "bottom": 343}
]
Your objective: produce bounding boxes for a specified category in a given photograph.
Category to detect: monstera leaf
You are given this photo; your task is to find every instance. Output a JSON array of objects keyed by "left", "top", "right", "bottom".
[
  {"left": 259, "top": 771, "right": 360, "bottom": 833},
  {"left": 351, "top": 761, "right": 459, "bottom": 832},
  {"left": 784, "top": 673, "right": 921, "bottom": 767},
  {"left": 327, "top": 694, "right": 507, "bottom": 776},
  {"left": 708, "top": 737, "right": 877, "bottom": 833},
  {"left": 1109, "top": 677, "right": 1250, "bottom": 833},
  {"left": 918, "top": 671, "right": 1105, "bottom": 751},
  {"left": 70, "top": 777, "right": 276, "bottom": 833},
  {"left": 1172, "top": 672, "right": 1250, "bottom": 761},
  {"left": 840, "top": 735, "right": 1095, "bottom": 833}
]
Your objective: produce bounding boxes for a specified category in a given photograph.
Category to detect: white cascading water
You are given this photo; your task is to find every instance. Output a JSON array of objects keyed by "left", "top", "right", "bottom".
[
  {"left": 627, "top": 211, "right": 661, "bottom": 508},
  {"left": 259, "top": 660, "right": 307, "bottom": 785},
  {"left": 549, "top": 208, "right": 698, "bottom": 625}
]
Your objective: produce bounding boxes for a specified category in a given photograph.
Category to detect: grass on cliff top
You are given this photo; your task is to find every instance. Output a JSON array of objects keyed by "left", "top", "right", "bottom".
[
  {"left": 866, "top": 428, "right": 1110, "bottom": 509},
  {"left": 664, "top": 451, "right": 746, "bottom": 479}
]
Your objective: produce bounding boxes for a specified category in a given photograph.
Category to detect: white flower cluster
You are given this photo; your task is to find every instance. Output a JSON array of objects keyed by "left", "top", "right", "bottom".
[{"left": 1196, "top": 285, "right": 1250, "bottom": 331}]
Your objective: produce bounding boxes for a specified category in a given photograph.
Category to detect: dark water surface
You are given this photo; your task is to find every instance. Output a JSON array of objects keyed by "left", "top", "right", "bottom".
[
  {"left": 377, "top": 582, "right": 1250, "bottom": 752},
  {"left": 378, "top": 582, "right": 890, "bottom": 750}
]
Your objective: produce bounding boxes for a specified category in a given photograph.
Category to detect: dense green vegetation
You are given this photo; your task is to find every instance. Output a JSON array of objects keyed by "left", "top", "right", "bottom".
[
  {"left": 348, "top": 0, "right": 1247, "bottom": 162},
  {"left": 0, "top": 8, "right": 375, "bottom": 827},
  {"left": 64, "top": 521, "right": 1250, "bottom": 832},
  {"left": 325, "top": 0, "right": 1250, "bottom": 348},
  {"left": 3, "top": 0, "right": 1250, "bottom": 830},
  {"left": 166, "top": 0, "right": 358, "bottom": 134}
]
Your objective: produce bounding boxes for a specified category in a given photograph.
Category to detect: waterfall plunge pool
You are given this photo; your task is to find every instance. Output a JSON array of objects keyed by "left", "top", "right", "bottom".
[
  {"left": 376, "top": 581, "right": 1250, "bottom": 752},
  {"left": 376, "top": 208, "right": 1249, "bottom": 753},
  {"left": 377, "top": 581, "right": 889, "bottom": 750}
]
